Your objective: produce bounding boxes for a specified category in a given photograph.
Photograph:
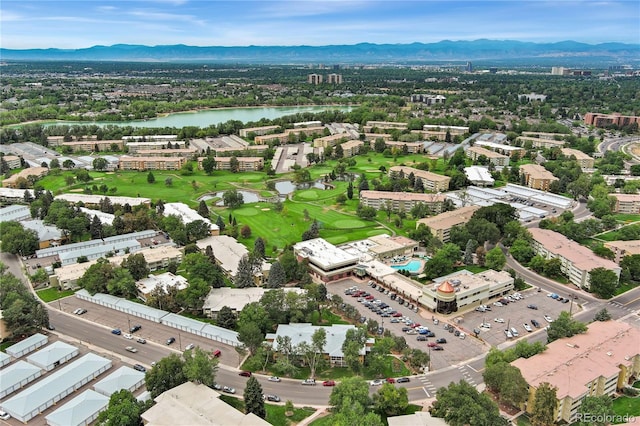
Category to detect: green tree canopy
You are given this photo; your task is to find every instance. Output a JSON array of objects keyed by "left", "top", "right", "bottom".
[
  {"left": 372, "top": 383, "right": 409, "bottom": 416},
  {"left": 329, "top": 377, "right": 372, "bottom": 413},
  {"left": 96, "top": 389, "right": 150, "bottom": 426},
  {"left": 244, "top": 376, "right": 266, "bottom": 419},
  {"left": 531, "top": 382, "right": 558, "bottom": 426},
  {"left": 430, "top": 380, "right": 508, "bottom": 426},
  {"left": 0, "top": 221, "right": 39, "bottom": 256},
  {"left": 145, "top": 353, "right": 187, "bottom": 398},
  {"left": 547, "top": 311, "right": 587, "bottom": 343},
  {"left": 182, "top": 346, "right": 219, "bottom": 387}
]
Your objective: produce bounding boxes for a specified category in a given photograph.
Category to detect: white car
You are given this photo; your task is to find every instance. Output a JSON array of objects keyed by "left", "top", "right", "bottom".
[
  {"left": 370, "top": 379, "right": 384, "bottom": 386},
  {"left": 268, "top": 376, "right": 281, "bottom": 382},
  {"left": 494, "top": 318, "right": 505, "bottom": 323},
  {"left": 493, "top": 302, "right": 503, "bottom": 307},
  {"left": 523, "top": 323, "right": 533, "bottom": 332},
  {"left": 480, "top": 323, "right": 491, "bottom": 329},
  {"left": 185, "top": 343, "right": 195, "bottom": 350},
  {"left": 222, "top": 386, "right": 236, "bottom": 394},
  {"left": 123, "top": 333, "right": 133, "bottom": 339},
  {"left": 504, "top": 330, "right": 513, "bottom": 338},
  {"left": 0, "top": 410, "right": 10, "bottom": 420},
  {"left": 544, "top": 315, "right": 554, "bottom": 323}
]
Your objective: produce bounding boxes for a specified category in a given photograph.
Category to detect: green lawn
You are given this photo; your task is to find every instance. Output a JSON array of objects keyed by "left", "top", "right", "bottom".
[
  {"left": 308, "top": 309, "right": 350, "bottom": 326},
  {"left": 36, "top": 287, "right": 75, "bottom": 302},
  {"left": 613, "top": 213, "right": 640, "bottom": 223},
  {"left": 218, "top": 395, "right": 316, "bottom": 426},
  {"left": 616, "top": 281, "right": 640, "bottom": 296},
  {"left": 612, "top": 395, "right": 640, "bottom": 420},
  {"left": 516, "top": 413, "right": 533, "bottom": 426}
]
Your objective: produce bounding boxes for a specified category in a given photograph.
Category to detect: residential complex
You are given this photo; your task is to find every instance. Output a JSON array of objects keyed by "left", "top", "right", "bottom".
[
  {"left": 410, "top": 94, "right": 446, "bottom": 105},
  {"left": 202, "top": 287, "right": 306, "bottom": 319},
  {"left": 512, "top": 321, "right": 640, "bottom": 423},
  {"left": 584, "top": 112, "right": 640, "bottom": 128},
  {"left": 162, "top": 202, "right": 219, "bottom": 235},
  {"left": 124, "top": 141, "right": 186, "bottom": 153},
  {"left": 293, "top": 238, "right": 360, "bottom": 282},
  {"left": 254, "top": 126, "right": 325, "bottom": 145},
  {"left": 196, "top": 235, "right": 270, "bottom": 284},
  {"left": 466, "top": 145, "right": 510, "bottom": 166},
  {"left": 363, "top": 121, "right": 408, "bottom": 132},
  {"left": 603, "top": 240, "right": 640, "bottom": 264},
  {"left": 340, "top": 140, "right": 365, "bottom": 157},
  {"left": 360, "top": 190, "right": 445, "bottom": 214},
  {"left": 519, "top": 164, "right": 559, "bottom": 191},
  {"left": 136, "top": 272, "right": 189, "bottom": 302},
  {"left": 326, "top": 73, "right": 343, "bottom": 84},
  {"left": 518, "top": 136, "right": 565, "bottom": 149},
  {"left": 612, "top": 193, "right": 640, "bottom": 214},
  {"left": 312, "top": 133, "right": 349, "bottom": 149},
  {"left": 388, "top": 166, "right": 451, "bottom": 192},
  {"left": 384, "top": 141, "right": 424, "bottom": 154},
  {"left": 118, "top": 156, "right": 186, "bottom": 171},
  {"left": 340, "top": 234, "right": 419, "bottom": 262},
  {"left": 561, "top": 147, "right": 595, "bottom": 168},
  {"left": 60, "top": 140, "right": 124, "bottom": 152},
  {"left": 416, "top": 205, "right": 480, "bottom": 242},
  {"left": 529, "top": 228, "right": 621, "bottom": 288},
  {"left": 307, "top": 74, "right": 323, "bottom": 84},
  {"left": 239, "top": 125, "right": 280, "bottom": 138},
  {"left": 212, "top": 156, "right": 264, "bottom": 171},
  {"left": 464, "top": 166, "right": 495, "bottom": 187}
]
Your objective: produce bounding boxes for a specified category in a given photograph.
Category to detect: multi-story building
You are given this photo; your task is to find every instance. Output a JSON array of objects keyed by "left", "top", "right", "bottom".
[
  {"left": 473, "top": 140, "right": 526, "bottom": 157},
  {"left": 603, "top": 240, "right": 640, "bottom": 264},
  {"left": 584, "top": 112, "right": 640, "bottom": 128},
  {"left": 340, "top": 140, "right": 364, "bottom": 157},
  {"left": 518, "top": 93, "right": 547, "bottom": 102},
  {"left": 519, "top": 164, "right": 559, "bottom": 191},
  {"left": 163, "top": 202, "right": 219, "bottom": 235},
  {"left": 124, "top": 141, "right": 186, "bottom": 153},
  {"left": 360, "top": 191, "right": 445, "bottom": 214},
  {"left": 254, "top": 126, "right": 326, "bottom": 145},
  {"left": 313, "top": 133, "right": 349, "bottom": 149},
  {"left": 135, "top": 148, "right": 197, "bottom": 158},
  {"left": 464, "top": 166, "right": 495, "bottom": 187},
  {"left": 202, "top": 287, "right": 306, "bottom": 319},
  {"left": 60, "top": 140, "right": 124, "bottom": 152},
  {"left": 239, "top": 125, "right": 281, "bottom": 138},
  {"left": 410, "top": 94, "right": 447, "bottom": 105},
  {"left": 363, "top": 121, "right": 408, "bottom": 132},
  {"left": 388, "top": 166, "right": 451, "bottom": 192},
  {"left": 293, "top": 238, "right": 359, "bottom": 282},
  {"left": 561, "top": 148, "right": 595, "bottom": 168},
  {"left": 517, "top": 136, "right": 565, "bottom": 149},
  {"left": 529, "top": 228, "right": 620, "bottom": 288},
  {"left": 466, "top": 146, "right": 510, "bottom": 166},
  {"left": 385, "top": 141, "right": 424, "bottom": 154},
  {"left": 416, "top": 205, "right": 480, "bottom": 242},
  {"left": 326, "top": 73, "right": 343, "bottom": 84},
  {"left": 420, "top": 269, "right": 514, "bottom": 313},
  {"left": 213, "top": 156, "right": 264, "bottom": 172},
  {"left": 307, "top": 74, "right": 323, "bottom": 85},
  {"left": 54, "top": 193, "right": 151, "bottom": 208},
  {"left": 612, "top": 193, "right": 640, "bottom": 214},
  {"left": 1, "top": 155, "right": 21, "bottom": 169},
  {"left": 196, "top": 235, "right": 270, "bottom": 285},
  {"left": 137, "top": 272, "right": 189, "bottom": 302},
  {"left": 118, "top": 156, "right": 185, "bottom": 171},
  {"left": 512, "top": 321, "right": 640, "bottom": 424},
  {"left": 340, "top": 234, "right": 419, "bottom": 261}
]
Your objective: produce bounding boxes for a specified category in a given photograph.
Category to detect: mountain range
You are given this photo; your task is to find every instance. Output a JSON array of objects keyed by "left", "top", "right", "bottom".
[{"left": 1, "top": 40, "right": 638, "bottom": 64}]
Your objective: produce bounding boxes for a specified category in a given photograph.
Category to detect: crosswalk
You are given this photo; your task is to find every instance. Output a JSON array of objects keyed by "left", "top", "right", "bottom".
[
  {"left": 608, "top": 300, "right": 637, "bottom": 313},
  {"left": 418, "top": 365, "right": 477, "bottom": 397},
  {"left": 418, "top": 375, "right": 437, "bottom": 397},
  {"left": 458, "top": 365, "right": 477, "bottom": 386}
]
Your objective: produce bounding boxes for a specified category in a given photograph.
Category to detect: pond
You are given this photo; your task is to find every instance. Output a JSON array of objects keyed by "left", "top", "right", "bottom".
[
  {"left": 199, "top": 190, "right": 261, "bottom": 206},
  {"left": 274, "top": 180, "right": 327, "bottom": 195}
]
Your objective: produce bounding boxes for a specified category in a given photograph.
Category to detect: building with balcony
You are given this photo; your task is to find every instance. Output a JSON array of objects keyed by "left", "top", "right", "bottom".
[
  {"left": 326, "top": 73, "right": 343, "bottom": 84},
  {"left": 313, "top": 133, "right": 349, "bottom": 149},
  {"left": 163, "top": 202, "right": 219, "bottom": 235},
  {"left": 60, "top": 140, "right": 124, "bottom": 152},
  {"left": 293, "top": 238, "right": 359, "bottom": 283},
  {"left": 584, "top": 113, "right": 640, "bottom": 128},
  {"left": 466, "top": 146, "right": 510, "bottom": 166},
  {"left": 519, "top": 164, "right": 559, "bottom": 191},
  {"left": 360, "top": 191, "right": 445, "bottom": 214},
  {"left": 2, "top": 155, "right": 22, "bottom": 169},
  {"left": 388, "top": 166, "right": 451, "bottom": 192},
  {"left": 118, "top": 156, "right": 185, "bottom": 171},
  {"left": 612, "top": 193, "right": 640, "bottom": 214},
  {"left": 603, "top": 240, "right": 640, "bottom": 264},
  {"left": 416, "top": 205, "right": 480, "bottom": 243},
  {"left": 212, "top": 156, "right": 264, "bottom": 172},
  {"left": 124, "top": 141, "right": 186, "bottom": 153},
  {"left": 384, "top": 141, "right": 424, "bottom": 154},
  {"left": 518, "top": 136, "right": 565, "bottom": 149},
  {"left": 363, "top": 121, "right": 408, "bottom": 132},
  {"left": 340, "top": 140, "right": 364, "bottom": 157},
  {"left": 307, "top": 74, "right": 323, "bottom": 85},
  {"left": 137, "top": 272, "right": 189, "bottom": 302},
  {"left": 561, "top": 148, "right": 595, "bottom": 169},
  {"left": 239, "top": 125, "right": 281, "bottom": 138},
  {"left": 529, "top": 228, "right": 620, "bottom": 288}
]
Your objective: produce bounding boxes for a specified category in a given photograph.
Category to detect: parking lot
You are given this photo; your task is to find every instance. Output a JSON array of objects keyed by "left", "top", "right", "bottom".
[{"left": 329, "top": 278, "right": 487, "bottom": 371}]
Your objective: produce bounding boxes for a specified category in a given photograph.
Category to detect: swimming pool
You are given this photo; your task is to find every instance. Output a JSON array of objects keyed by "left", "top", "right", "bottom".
[{"left": 390, "top": 260, "right": 423, "bottom": 274}]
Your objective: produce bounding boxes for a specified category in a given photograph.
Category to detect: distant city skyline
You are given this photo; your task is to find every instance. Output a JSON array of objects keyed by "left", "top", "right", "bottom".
[{"left": 1, "top": 0, "right": 639, "bottom": 50}]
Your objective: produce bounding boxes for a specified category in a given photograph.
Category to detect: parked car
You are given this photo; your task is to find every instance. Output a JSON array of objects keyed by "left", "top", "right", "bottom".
[
  {"left": 123, "top": 333, "right": 133, "bottom": 339},
  {"left": 527, "top": 304, "right": 538, "bottom": 310},
  {"left": 46, "top": 324, "right": 56, "bottom": 331},
  {"left": 544, "top": 315, "right": 554, "bottom": 323},
  {"left": 125, "top": 346, "right": 138, "bottom": 353},
  {"left": 432, "top": 345, "right": 444, "bottom": 351},
  {"left": 494, "top": 318, "right": 504, "bottom": 323},
  {"left": 222, "top": 386, "right": 236, "bottom": 394},
  {"left": 396, "top": 377, "right": 410, "bottom": 383},
  {"left": 111, "top": 328, "right": 122, "bottom": 335},
  {"left": 386, "top": 377, "right": 395, "bottom": 383},
  {"left": 265, "top": 394, "right": 280, "bottom": 402},
  {"left": 301, "top": 378, "right": 316, "bottom": 385},
  {"left": 0, "top": 410, "right": 11, "bottom": 420},
  {"left": 268, "top": 376, "right": 281, "bottom": 382},
  {"left": 130, "top": 324, "right": 142, "bottom": 333},
  {"left": 523, "top": 323, "right": 533, "bottom": 332},
  {"left": 322, "top": 380, "right": 336, "bottom": 387},
  {"left": 166, "top": 337, "right": 176, "bottom": 345},
  {"left": 137, "top": 338, "right": 146, "bottom": 344},
  {"left": 427, "top": 341, "right": 438, "bottom": 347},
  {"left": 212, "top": 349, "right": 222, "bottom": 357},
  {"left": 436, "top": 338, "right": 447, "bottom": 344},
  {"left": 531, "top": 319, "right": 541, "bottom": 328},
  {"left": 133, "top": 364, "right": 146, "bottom": 372},
  {"left": 417, "top": 335, "right": 428, "bottom": 341},
  {"left": 239, "top": 371, "right": 252, "bottom": 377},
  {"left": 212, "top": 383, "right": 222, "bottom": 390},
  {"left": 370, "top": 379, "right": 384, "bottom": 386},
  {"left": 185, "top": 343, "right": 195, "bottom": 350}
]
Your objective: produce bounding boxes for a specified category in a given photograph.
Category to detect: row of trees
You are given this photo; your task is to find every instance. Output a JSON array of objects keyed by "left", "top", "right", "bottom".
[{"left": 0, "top": 265, "right": 50, "bottom": 337}]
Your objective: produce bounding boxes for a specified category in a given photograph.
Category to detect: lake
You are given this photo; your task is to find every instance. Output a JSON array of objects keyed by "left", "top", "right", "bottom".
[{"left": 43, "top": 105, "right": 353, "bottom": 128}]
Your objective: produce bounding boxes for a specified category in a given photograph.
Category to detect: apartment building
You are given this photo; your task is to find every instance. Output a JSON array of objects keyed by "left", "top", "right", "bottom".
[
  {"left": 385, "top": 141, "right": 424, "bottom": 154},
  {"left": 254, "top": 126, "right": 325, "bottom": 145},
  {"left": 512, "top": 321, "right": 640, "bottom": 423},
  {"left": 2, "top": 167, "right": 48, "bottom": 188},
  {"left": 416, "top": 205, "right": 481, "bottom": 242},
  {"left": 410, "top": 94, "right": 446, "bottom": 105},
  {"left": 313, "top": 133, "right": 349, "bottom": 149},
  {"left": 293, "top": 238, "right": 360, "bottom": 283},
  {"left": 519, "top": 164, "right": 559, "bottom": 191},
  {"left": 340, "top": 140, "right": 364, "bottom": 157},
  {"left": 584, "top": 112, "right": 640, "bottom": 128},
  {"left": 326, "top": 73, "right": 343, "bottom": 84},
  {"left": 473, "top": 140, "right": 526, "bottom": 157},
  {"left": 60, "top": 140, "right": 123, "bottom": 152},
  {"left": 612, "top": 193, "right": 640, "bottom": 214},
  {"left": 137, "top": 272, "right": 189, "bottom": 302},
  {"left": 466, "top": 146, "right": 510, "bottom": 166},
  {"left": 388, "top": 166, "right": 451, "bottom": 192},
  {"left": 363, "top": 133, "right": 393, "bottom": 142},
  {"left": 307, "top": 74, "right": 323, "bottom": 84},
  {"left": 163, "top": 202, "right": 219, "bottom": 235},
  {"left": 239, "top": 125, "right": 280, "bottom": 138},
  {"left": 529, "top": 228, "right": 620, "bottom": 288},
  {"left": 1, "top": 155, "right": 21, "bottom": 169},
  {"left": 363, "top": 121, "right": 408, "bottom": 132},
  {"left": 118, "top": 156, "right": 185, "bottom": 171},
  {"left": 411, "top": 124, "right": 470, "bottom": 141},
  {"left": 518, "top": 93, "right": 547, "bottom": 102},
  {"left": 360, "top": 191, "right": 445, "bottom": 214},
  {"left": 135, "top": 148, "right": 197, "bottom": 158},
  {"left": 125, "top": 141, "right": 186, "bottom": 153},
  {"left": 561, "top": 148, "right": 595, "bottom": 168},
  {"left": 603, "top": 240, "right": 640, "bottom": 264},
  {"left": 213, "top": 156, "right": 264, "bottom": 171}
]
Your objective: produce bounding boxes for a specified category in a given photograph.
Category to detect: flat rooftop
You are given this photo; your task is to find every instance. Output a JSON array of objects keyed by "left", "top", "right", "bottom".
[{"left": 294, "top": 238, "right": 359, "bottom": 270}]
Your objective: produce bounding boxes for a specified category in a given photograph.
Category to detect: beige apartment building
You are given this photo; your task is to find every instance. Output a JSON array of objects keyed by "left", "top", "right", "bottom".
[
  {"left": 213, "top": 157, "right": 264, "bottom": 172},
  {"left": 584, "top": 112, "right": 640, "bottom": 128},
  {"left": 239, "top": 125, "right": 280, "bottom": 138},
  {"left": 603, "top": 240, "right": 640, "bottom": 264},
  {"left": 385, "top": 141, "right": 424, "bottom": 154},
  {"left": 254, "top": 126, "right": 325, "bottom": 145},
  {"left": 211, "top": 145, "right": 269, "bottom": 155},
  {"left": 136, "top": 148, "right": 197, "bottom": 158},
  {"left": 388, "top": 166, "right": 451, "bottom": 192},
  {"left": 313, "top": 133, "right": 350, "bottom": 149},
  {"left": 416, "top": 205, "right": 481, "bottom": 242},
  {"left": 529, "top": 228, "right": 620, "bottom": 288},
  {"left": 519, "top": 164, "right": 559, "bottom": 191},
  {"left": 125, "top": 141, "right": 186, "bottom": 153},
  {"left": 340, "top": 140, "right": 364, "bottom": 157},
  {"left": 561, "top": 148, "right": 595, "bottom": 168},
  {"left": 326, "top": 73, "right": 343, "bottom": 84},
  {"left": 360, "top": 191, "right": 445, "bottom": 214},
  {"left": 612, "top": 193, "right": 640, "bottom": 214},
  {"left": 1, "top": 155, "right": 21, "bottom": 169},
  {"left": 307, "top": 74, "right": 323, "bottom": 84},
  {"left": 466, "top": 146, "right": 510, "bottom": 166},
  {"left": 60, "top": 140, "right": 124, "bottom": 152},
  {"left": 118, "top": 156, "right": 185, "bottom": 171},
  {"left": 512, "top": 321, "right": 640, "bottom": 424},
  {"left": 518, "top": 136, "right": 565, "bottom": 149},
  {"left": 363, "top": 121, "right": 408, "bottom": 132}
]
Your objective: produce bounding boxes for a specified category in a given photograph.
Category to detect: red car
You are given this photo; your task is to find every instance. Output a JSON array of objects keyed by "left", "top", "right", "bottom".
[
  {"left": 386, "top": 378, "right": 395, "bottom": 383},
  {"left": 427, "top": 342, "right": 438, "bottom": 347},
  {"left": 392, "top": 312, "right": 403, "bottom": 317},
  {"left": 322, "top": 380, "right": 336, "bottom": 387},
  {"left": 239, "top": 371, "right": 252, "bottom": 377}
]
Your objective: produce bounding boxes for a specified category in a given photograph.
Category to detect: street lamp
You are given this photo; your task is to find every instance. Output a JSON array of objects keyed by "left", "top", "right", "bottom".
[
  {"left": 178, "top": 333, "right": 182, "bottom": 350},
  {"left": 127, "top": 316, "right": 131, "bottom": 333}
]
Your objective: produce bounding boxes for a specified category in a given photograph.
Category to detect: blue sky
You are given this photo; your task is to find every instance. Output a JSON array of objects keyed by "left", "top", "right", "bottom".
[{"left": 2, "top": 0, "right": 638, "bottom": 49}]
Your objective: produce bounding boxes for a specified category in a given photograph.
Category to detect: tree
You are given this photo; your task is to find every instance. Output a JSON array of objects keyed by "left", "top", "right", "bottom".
[
  {"left": 547, "top": 311, "right": 587, "bottom": 342},
  {"left": 197, "top": 200, "right": 210, "bottom": 218},
  {"left": 215, "top": 215, "right": 226, "bottom": 232},
  {"left": 266, "top": 261, "right": 286, "bottom": 288},
  {"left": 90, "top": 213, "right": 104, "bottom": 238},
  {"left": 593, "top": 308, "right": 611, "bottom": 322},
  {"left": 347, "top": 181, "right": 354, "bottom": 199},
  {"left": 298, "top": 328, "right": 326, "bottom": 378},
  {"left": 147, "top": 171, "right": 155, "bottom": 183},
  {"left": 121, "top": 253, "right": 149, "bottom": 281},
  {"left": 0, "top": 221, "right": 39, "bottom": 256},
  {"left": 576, "top": 396, "right": 614, "bottom": 426},
  {"left": 145, "top": 353, "right": 187, "bottom": 397},
  {"left": 329, "top": 377, "right": 372, "bottom": 413},
  {"left": 531, "top": 382, "right": 557, "bottom": 426},
  {"left": 183, "top": 346, "right": 218, "bottom": 387},
  {"left": 92, "top": 157, "right": 108, "bottom": 171},
  {"left": 235, "top": 254, "right": 255, "bottom": 288},
  {"left": 253, "top": 237, "right": 266, "bottom": 259},
  {"left": 430, "top": 380, "right": 508, "bottom": 426},
  {"left": 372, "top": 383, "right": 409, "bottom": 416},
  {"left": 222, "top": 189, "right": 244, "bottom": 208},
  {"left": 483, "top": 363, "right": 529, "bottom": 408},
  {"left": 509, "top": 238, "right": 535, "bottom": 263},
  {"left": 216, "top": 306, "right": 237, "bottom": 329},
  {"left": 588, "top": 267, "right": 619, "bottom": 298},
  {"left": 164, "top": 177, "right": 173, "bottom": 186},
  {"left": 182, "top": 252, "right": 223, "bottom": 288},
  {"left": 96, "top": 389, "right": 149, "bottom": 426},
  {"left": 237, "top": 322, "right": 264, "bottom": 356},
  {"left": 341, "top": 328, "right": 368, "bottom": 373},
  {"left": 485, "top": 246, "right": 506, "bottom": 270},
  {"left": 244, "top": 376, "right": 266, "bottom": 418},
  {"left": 240, "top": 224, "right": 252, "bottom": 239},
  {"left": 201, "top": 156, "right": 216, "bottom": 175}
]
